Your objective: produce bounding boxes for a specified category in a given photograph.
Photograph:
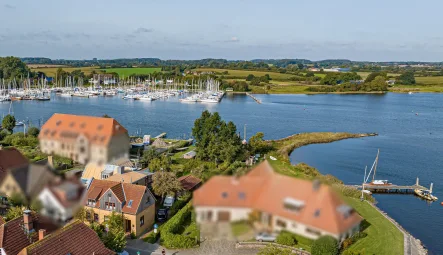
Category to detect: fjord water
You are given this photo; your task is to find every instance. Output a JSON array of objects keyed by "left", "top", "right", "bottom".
[{"left": 1, "top": 93, "right": 442, "bottom": 254}]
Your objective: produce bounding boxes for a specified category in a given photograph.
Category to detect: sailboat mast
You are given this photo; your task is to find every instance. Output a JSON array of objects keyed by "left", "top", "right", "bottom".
[{"left": 372, "top": 149, "right": 380, "bottom": 182}]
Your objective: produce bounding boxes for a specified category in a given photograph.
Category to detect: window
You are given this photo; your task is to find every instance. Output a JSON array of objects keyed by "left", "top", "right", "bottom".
[
  {"left": 306, "top": 228, "right": 321, "bottom": 236},
  {"left": 146, "top": 196, "right": 150, "bottom": 204},
  {"left": 238, "top": 192, "right": 246, "bottom": 200},
  {"left": 276, "top": 219, "right": 287, "bottom": 228},
  {"left": 127, "top": 200, "right": 133, "bottom": 208},
  {"left": 105, "top": 202, "right": 116, "bottom": 210},
  {"left": 87, "top": 199, "right": 96, "bottom": 207},
  {"left": 221, "top": 192, "right": 228, "bottom": 198},
  {"left": 140, "top": 216, "right": 144, "bottom": 226},
  {"left": 80, "top": 147, "right": 85, "bottom": 153},
  {"left": 61, "top": 143, "right": 65, "bottom": 149},
  {"left": 94, "top": 213, "right": 99, "bottom": 222},
  {"left": 314, "top": 209, "right": 321, "bottom": 217}
]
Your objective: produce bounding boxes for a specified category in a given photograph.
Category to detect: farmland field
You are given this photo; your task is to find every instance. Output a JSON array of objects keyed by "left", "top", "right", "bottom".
[
  {"left": 194, "top": 68, "right": 294, "bottom": 80},
  {"left": 29, "top": 66, "right": 100, "bottom": 77},
  {"left": 101, "top": 67, "right": 162, "bottom": 76},
  {"left": 415, "top": 76, "right": 443, "bottom": 85}
]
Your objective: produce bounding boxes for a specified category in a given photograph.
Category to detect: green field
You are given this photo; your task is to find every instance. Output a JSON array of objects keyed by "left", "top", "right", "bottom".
[
  {"left": 101, "top": 67, "right": 162, "bottom": 76},
  {"left": 415, "top": 76, "right": 443, "bottom": 85},
  {"left": 344, "top": 198, "right": 404, "bottom": 254}
]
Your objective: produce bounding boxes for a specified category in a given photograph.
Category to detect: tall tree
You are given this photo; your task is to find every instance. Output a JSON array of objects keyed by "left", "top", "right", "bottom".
[
  {"left": 0, "top": 57, "right": 30, "bottom": 79},
  {"left": 152, "top": 171, "right": 182, "bottom": 203},
  {"left": 397, "top": 71, "right": 416, "bottom": 85},
  {"left": 2, "top": 114, "right": 16, "bottom": 133},
  {"left": 102, "top": 212, "right": 126, "bottom": 252}
]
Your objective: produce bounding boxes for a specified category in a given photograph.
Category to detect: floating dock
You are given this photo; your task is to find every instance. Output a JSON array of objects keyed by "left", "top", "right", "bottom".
[{"left": 246, "top": 92, "right": 261, "bottom": 104}]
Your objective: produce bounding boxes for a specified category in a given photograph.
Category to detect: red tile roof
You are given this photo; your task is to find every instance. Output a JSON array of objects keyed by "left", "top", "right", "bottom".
[
  {"left": 193, "top": 160, "right": 362, "bottom": 235},
  {"left": 87, "top": 179, "right": 149, "bottom": 214},
  {"left": 39, "top": 113, "right": 128, "bottom": 145},
  {"left": 0, "top": 148, "right": 28, "bottom": 181},
  {"left": 178, "top": 175, "right": 202, "bottom": 191},
  {"left": 0, "top": 213, "right": 59, "bottom": 255},
  {"left": 19, "top": 220, "right": 114, "bottom": 255}
]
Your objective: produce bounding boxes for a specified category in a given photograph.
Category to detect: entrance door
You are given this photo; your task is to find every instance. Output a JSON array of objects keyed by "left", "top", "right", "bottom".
[
  {"left": 217, "top": 211, "right": 230, "bottom": 222},
  {"left": 125, "top": 219, "right": 131, "bottom": 233}
]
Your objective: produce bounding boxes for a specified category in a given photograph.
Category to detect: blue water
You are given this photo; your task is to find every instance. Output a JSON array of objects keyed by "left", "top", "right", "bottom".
[{"left": 1, "top": 93, "right": 442, "bottom": 254}]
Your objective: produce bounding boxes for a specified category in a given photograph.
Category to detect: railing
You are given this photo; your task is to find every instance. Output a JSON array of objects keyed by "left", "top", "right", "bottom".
[{"left": 236, "top": 242, "right": 310, "bottom": 255}]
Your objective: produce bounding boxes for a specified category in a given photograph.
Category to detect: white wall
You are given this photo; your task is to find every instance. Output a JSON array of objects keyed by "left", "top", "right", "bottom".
[
  {"left": 195, "top": 206, "right": 252, "bottom": 223},
  {"left": 38, "top": 188, "right": 71, "bottom": 222}
]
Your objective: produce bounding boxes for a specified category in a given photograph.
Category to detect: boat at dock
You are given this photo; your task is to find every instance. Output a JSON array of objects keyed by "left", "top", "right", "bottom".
[{"left": 414, "top": 183, "right": 438, "bottom": 201}]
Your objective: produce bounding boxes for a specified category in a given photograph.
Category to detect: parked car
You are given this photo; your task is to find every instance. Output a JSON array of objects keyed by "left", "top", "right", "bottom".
[
  {"left": 255, "top": 232, "right": 277, "bottom": 242},
  {"left": 163, "top": 195, "right": 175, "bottom": 207},
  {"left": 157, "top": 208, "right": 168, "bottom": 222}
]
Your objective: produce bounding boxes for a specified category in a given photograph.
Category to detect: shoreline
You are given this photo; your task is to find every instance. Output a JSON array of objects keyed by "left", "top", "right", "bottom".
[
  {"left": 283, "top": 135, "right": 428, "bottom": 255},
  {"left": 228, "top": 90, "right": 443, "bottom": 95}
]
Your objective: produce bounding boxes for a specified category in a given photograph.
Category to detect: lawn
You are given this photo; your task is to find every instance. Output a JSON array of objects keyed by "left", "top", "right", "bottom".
[
  {"left": 231, "top": 221, "right": 252, "bottom": 237},
  {"left": 30, "top": 66, "right": 101, "bottom": 77},
  {"left": 101, "top": 67, "right": 162, "bottom": 76},
  {"left": 344, "top": 198, "right": 404, "bottom": 255}
]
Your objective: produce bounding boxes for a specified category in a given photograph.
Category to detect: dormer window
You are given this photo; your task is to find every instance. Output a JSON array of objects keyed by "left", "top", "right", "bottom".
[
  {"left": 127, "top": 200, "right": 133, "bottom": 208},
  {"left": 222, "top": 192, "right": 228, "bottom": 198},
  {"left": 87, "top": 199, "right": 96, "bottom": 207},
  {"left": 283, "top": 197, "right": 305, "bottom": 213}
]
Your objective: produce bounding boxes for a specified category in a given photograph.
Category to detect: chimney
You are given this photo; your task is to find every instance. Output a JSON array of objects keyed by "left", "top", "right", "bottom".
[
  {"left": 47, "top": 155, "right": 54, "bottom": 169},
  {"left": 39, "top": 229, "right": 46, "bottom": 240},
  {"left": 313, "top": 179, "right": 321, "bottom": 191},
  {"left": 23, "top": 210, "right": 33, "bottom": 233}
]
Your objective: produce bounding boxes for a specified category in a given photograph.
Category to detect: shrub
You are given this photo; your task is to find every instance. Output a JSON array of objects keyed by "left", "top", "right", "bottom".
[
  {"left": 0, "top": 129, "right": 9, "bottom": 140},
  {"left": 130, "top": 231, "right": 136, "bottom": 239},
  {"left": 258, "top": 245, "right": 292, "bottom": 255},
  {"left": 144, "top": 231, "right": 159, "bottom": 243},
  {"left": 311, "top": 236, "right": 339, "bottom": 255},
  {"left": 159, "top": 201, "right": 198, "bottom": 249},
  {"left": 342, "top": 238, "right": 353, "bottom": 249},
  {"left": 276, "top": 231, "right": 297, "bottom": 246},
  {"left": 27, "top": 127, "right": 40, "bottom": 137}
]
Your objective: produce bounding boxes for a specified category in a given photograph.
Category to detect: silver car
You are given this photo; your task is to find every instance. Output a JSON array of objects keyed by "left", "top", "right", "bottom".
[{"left": 255, "top": 232, "right": 277, "bottom": 242}]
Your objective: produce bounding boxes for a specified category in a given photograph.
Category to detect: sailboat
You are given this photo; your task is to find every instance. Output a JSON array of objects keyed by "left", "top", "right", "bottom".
[{"left": 368, "top": 149, "right": 392, "bottom": 185}]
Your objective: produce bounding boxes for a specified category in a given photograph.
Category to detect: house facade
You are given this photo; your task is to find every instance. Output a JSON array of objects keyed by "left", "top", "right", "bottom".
[
  {"left": 39, "top": 113, "right": 130, "bottom": 165},
  {"left": 193, "top": 161, "right": 362, "bottom": 241},
  {"left": 85, "top": 179, "right": 156, "bottom": 236}
]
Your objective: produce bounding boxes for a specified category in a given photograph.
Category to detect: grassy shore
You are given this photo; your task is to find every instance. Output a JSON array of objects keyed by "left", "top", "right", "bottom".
[
  {"left": 269, "top": 132, "right": 377, "bottom": 160},
  {"left": 344, "top": 198, "right": 404, "bottom": 254},
  {"left": 264, "top": 132, "right": 403, "bottom": 255}
]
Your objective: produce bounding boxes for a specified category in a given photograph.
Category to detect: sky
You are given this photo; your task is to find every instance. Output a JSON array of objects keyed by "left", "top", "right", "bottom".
[{"left": 1, "top": 0, "right": 443, "bottom": 61}]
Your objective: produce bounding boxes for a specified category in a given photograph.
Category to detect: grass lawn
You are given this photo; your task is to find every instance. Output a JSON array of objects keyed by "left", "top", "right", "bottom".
[
  {"left": 415, "top": 76, "right": 443, "bottom": 85},
  {"left": 102, "top": 67, "right": 162, "bottom": 76},
  {"left": 171, "top": 145, "right": 196, "bottom": 160},
  {"left": 231, "top": 221, "right": 252, "bottom": 237},
  {"left": 30, "top": 66, "right": 101, "bottom": 77},
  {"left": 344, "top": 198, "right": 404, "bottom": 254}
]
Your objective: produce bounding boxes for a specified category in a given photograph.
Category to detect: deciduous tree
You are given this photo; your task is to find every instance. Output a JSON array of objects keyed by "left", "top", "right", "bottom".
[
  {"left": 2, "top": 114, "right": 16, "bottom": 133},
  {"left": 152, "top": 171, "right": 182, "bottom": 203}
]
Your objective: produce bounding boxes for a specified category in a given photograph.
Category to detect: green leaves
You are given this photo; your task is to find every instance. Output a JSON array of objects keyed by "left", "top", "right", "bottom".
[
  {"left": 192, "top": 111, "right": 245, "bottom": 164},
  {"left": 2, "top": 114, "right": 16, "bottom": 132}
]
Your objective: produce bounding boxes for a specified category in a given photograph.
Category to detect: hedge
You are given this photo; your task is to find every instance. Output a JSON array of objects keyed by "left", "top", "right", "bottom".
[{"left": 159, "top": 201, "right": 198, "bottom": 249}]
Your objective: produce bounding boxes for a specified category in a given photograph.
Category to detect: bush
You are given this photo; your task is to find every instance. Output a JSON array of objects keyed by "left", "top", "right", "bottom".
[
  {"left": 258, "top": 245, "right": 292, "bottom": 255},
  {"left": 144, "top": 231, "right": 159, "bottom": 243},
  {"left": 342, "top": 238, "right": 353, "bottom": 249},
  {"left": 276, "top": 231, "right": 297, "bottom": 246},
  {"left": 27, "top": 127, "right": 40, "bottom": 137},
  {"left": 159, "top": 201, "right": 198, "bottom": 249},
  {"left": 0, "top": 129, "right": 10, "bottom": 141},
  {"left": 311, "top": 236, "right": 339, "bottom": 255},
  {"left": 130, "top": 231, "right": 136, "bottom": 239}
]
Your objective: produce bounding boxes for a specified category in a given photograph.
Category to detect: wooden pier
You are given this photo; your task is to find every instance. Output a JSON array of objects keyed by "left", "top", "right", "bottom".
[
  {"left": 349, "top": 178, "right": 428, "bottom": 194},
  {"left": 246, "top": 92, "right": 261, "bottom": 104},
  {"left": 155, "top": 132, "right": 167, "bottom": 139}
]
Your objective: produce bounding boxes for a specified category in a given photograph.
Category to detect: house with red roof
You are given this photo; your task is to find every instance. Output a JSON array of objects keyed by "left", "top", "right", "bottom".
[
  {"left": 193, "top": 161, "right": 362, "bottom": 241},
  {"left": 85, "top": 179, "right": 156, "bottom": 236},
  {"left": 39, "top": 113, "right": 130, "bottom": 165}
]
